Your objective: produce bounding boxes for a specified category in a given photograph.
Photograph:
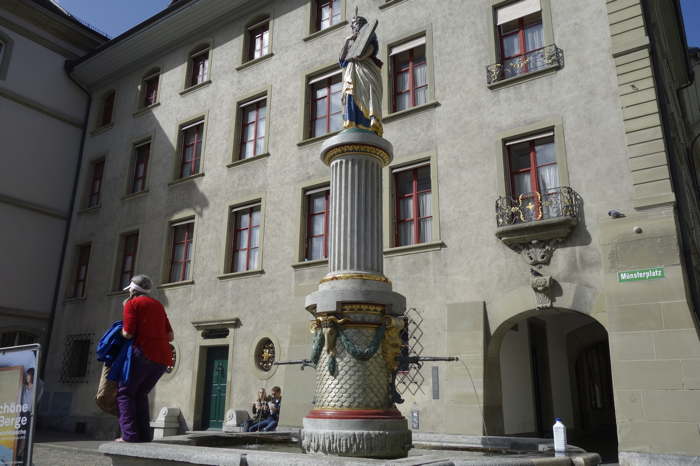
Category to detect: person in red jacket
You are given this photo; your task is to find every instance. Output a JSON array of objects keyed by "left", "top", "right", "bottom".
[{"left": 116, "top": 274, "right": 173, "bottom": 443}]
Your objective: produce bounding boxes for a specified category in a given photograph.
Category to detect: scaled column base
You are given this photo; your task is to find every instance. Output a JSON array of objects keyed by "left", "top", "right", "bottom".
[{"left": 301, "top": 416, "right": 411, "bottom": 458}]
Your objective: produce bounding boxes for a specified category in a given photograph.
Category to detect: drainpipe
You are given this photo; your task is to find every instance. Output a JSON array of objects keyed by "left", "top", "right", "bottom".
[{"left": 40, "top": 61, "right": 91, "bottom": 378}]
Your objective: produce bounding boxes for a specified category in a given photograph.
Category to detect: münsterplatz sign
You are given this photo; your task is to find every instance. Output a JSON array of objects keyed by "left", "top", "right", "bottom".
[{"left": 618, "top": 267, "right": 665, "bottom": 283}]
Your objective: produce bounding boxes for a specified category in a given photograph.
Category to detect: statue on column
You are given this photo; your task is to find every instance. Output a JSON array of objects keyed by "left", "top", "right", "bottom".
[{"left": 338, "top": 9, "right": 383, "bottom": 136}]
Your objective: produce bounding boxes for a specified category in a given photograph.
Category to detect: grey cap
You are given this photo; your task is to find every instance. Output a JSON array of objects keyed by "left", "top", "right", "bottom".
[{"left": 124, "top": 274, "right": 153, "bottom": 292}]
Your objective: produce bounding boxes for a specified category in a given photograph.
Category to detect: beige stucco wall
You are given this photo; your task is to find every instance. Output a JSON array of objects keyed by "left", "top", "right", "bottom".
[{"left": 42, "top": 0, "right": 699, "bottom": 460}]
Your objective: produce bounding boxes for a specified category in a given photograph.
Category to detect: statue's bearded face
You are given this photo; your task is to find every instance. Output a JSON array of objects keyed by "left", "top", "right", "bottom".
[{"left": 351, "top": 17, "right": 366, "bottom": 34}]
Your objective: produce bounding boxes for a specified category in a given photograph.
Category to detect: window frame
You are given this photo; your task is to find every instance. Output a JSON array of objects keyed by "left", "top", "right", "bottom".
[
  {"left": 315, "top": 0, "right": 342, "bottom": 32},
  {"left": 85, "top": 157, "right": 105, "bottom": 209},
  {"left": 166, "top": 219, "right": 195, "bottom": 284},
  {"left": 128, "top": 140, "right": 151, "bottom": 195},
  {"left": 115, "top": 231, "right": 139, "bottom": 291},
  {"left": 488, "top": 0, "right": 556, "bottom": 87},
  {"left": 174, "top": 115, "right": 207, "bottom": 181},
  {"left": 242, "top": 15, "right": 272, "bottom": 65},
  {"left": 231, "top": 89, "right": 271, "bottom": 165},
  {"left": 138, "top": 68, "right": 161, "bottom": 110},
  {"left": 496, "top": 118, "right": 569, "bottom": 198},
  {"left": 221, "top": 198, "right": 266, "bottom": 278},
  {"left": 391, "top": 42, "right": 428, "bottom": 113},
  {"left": 383, "top": 29, "right": 437, "bottom": 119},
  {"left": 0, "top": 32, "right": 13, "bottom": 81},
  {"left": 309, "top": 71, "right": 343, "bottom": 139},
  {"left": 68, "top": 243, "right": 91, "bottom": 299},
  {"left": 185, "top": 43, "right": 211, "bottom": 90},
  {"left": 383, "top": 152, "right": 442, "bottom": 253},
  {"left": 239, "top": 97, "right": 267, "bottom": 160},
  {"left": 229, "top": 204, "right": 262, "bottom": 273},
  {"left": 304, "top": 186, "right": 331, "bottom": 261},
  {"left": 98, "top": 90, "right": 116, "bottom": 128},
  {"left": 393, "top": 164, "right": 433, "bottom": 247}
]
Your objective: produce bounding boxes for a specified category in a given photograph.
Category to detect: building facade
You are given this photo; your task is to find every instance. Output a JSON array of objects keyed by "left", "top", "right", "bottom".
[
  {"left": 41, "top": 0, "right": 699, "bottom": 464},
  {"left": 0, "top": 1, "right": 105, "bottom": 353}
]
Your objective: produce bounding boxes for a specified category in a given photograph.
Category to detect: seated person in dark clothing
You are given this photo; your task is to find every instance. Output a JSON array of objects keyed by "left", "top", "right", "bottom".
[
  {"left": 244, "top": 388, "right": 270, "bottom": 432},
  {"left": 247, "top": 386, "right": 281, "bottom": 432}
]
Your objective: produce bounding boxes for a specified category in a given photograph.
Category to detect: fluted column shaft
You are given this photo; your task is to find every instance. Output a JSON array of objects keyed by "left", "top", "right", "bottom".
[{"left": 328, "top": 154, "right": 383, "bottom": 276}]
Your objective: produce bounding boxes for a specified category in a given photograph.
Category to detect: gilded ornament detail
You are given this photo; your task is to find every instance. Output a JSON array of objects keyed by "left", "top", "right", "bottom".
[{"left": 322, "top": 144, "right": 391, "bottom": 167}]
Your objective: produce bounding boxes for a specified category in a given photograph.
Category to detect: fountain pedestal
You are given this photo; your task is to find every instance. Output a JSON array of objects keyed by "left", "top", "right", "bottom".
[{"left": 301, "top": 130, "right": 411, "bottom": 458}]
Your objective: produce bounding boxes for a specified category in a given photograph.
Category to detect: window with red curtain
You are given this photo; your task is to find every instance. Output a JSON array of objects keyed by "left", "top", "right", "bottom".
[
  {"left": 392, "top": 40, "right": 427, "bottom": 112},
  {"left": 231, "top": 205, "right": 261, "bottom": 272},
  {"left": 394, "top": 165, "right": 432, "bottom": 246},
  {"left": 316, "top": 0, "right": 341, "bottom": 31},
  {"left": 507, "top": 134, "right": 558, "bottom": 218},
  {"left": 498, "top": 12, "right": 544, "bottom": 79},
  {"left": 240, "top": 98, "right": 266, "bottom": 159},
  {"left": 169, "top": 222, "right": 194, "bottom": 282},
  {"left": 87, "top": 160, "right": 104, "bottom": 208},
  {"left": 305, "top": 188, "right": 330, "bottom": 260},
  {"left": 118, "top": 232, "right": 139, "bottom": 290},
  {"left": 310, "top": 73, "right": 342, "bottom": 137},
  {"left": 248, "top": 20, "right": 269, "bottom": 60},
  {"left": 179, "top": 121, "right": 203, "bottom": 178},
  {"left": 130, "top": 142, "right": 150, "bottom": 194},
  {"left": 142, "top": 72, "right": 159, "bottom": 107},
  {"left": 71, "top": 244, "right": 91, "bottom": 298},
  {"left": 189, "top": 48, "right": 209, "bottom": 87},
  {"left": 100, "top": 91, "right": 115, "bottom": 127}
]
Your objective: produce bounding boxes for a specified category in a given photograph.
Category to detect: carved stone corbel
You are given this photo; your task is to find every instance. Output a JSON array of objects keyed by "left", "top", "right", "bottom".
[
  {"left": 530, "top": 270, "right": 553, "bottom": 309},
  {"left": 516, "top": 239, "right": 558, "bottom": 267}
]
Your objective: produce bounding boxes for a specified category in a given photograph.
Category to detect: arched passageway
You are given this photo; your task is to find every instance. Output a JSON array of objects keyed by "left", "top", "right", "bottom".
[{"left": 484, "top": 309, "right": 617, "bottom": 462}]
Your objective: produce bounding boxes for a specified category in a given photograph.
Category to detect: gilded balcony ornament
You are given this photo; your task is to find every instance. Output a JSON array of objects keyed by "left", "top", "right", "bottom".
[{"left": 486, "top": 44, "right": 564, "bottom": 85}]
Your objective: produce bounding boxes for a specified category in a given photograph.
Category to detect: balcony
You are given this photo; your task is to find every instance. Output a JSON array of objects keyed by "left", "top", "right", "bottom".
[
  {"left": 486, "top": 44, "right": 564, "bottom": 88},
  {"left": 495, "top": 186, "right": 580, "bottom": 245}
]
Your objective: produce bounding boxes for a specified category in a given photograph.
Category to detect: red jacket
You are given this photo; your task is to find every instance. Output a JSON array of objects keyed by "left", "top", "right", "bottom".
[{"left": 123, "top": 295, "right": 173, "bottom": 367}]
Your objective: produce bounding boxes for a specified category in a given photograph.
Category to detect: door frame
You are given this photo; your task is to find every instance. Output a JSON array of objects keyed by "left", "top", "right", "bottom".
[{"left": 190, "top": 319, "right": 238, "bottom": 430}]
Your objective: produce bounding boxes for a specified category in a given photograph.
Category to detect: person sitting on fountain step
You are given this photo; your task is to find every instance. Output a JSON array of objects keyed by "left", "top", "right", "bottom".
[
  {"left": 244, "top": 387, "right": 270, "bottom": 432},
  {"left": 247, "top": 386, "right": 281, "bottom": 432}
]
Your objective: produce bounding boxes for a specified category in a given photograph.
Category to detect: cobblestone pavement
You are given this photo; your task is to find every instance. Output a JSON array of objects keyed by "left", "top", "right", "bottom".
[{"left": 33, "top": 444, "right": 111, "bottom": 466}]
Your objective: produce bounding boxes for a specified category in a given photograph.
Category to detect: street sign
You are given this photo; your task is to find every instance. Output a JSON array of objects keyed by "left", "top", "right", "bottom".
[{"left": 618, "top": 267, "right": 665, "bottom": 282}]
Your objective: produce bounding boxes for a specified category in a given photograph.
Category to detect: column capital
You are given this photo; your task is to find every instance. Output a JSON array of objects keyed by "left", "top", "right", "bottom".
[{"left": 320, "top": 129, "right": 394, "bottom": 167}]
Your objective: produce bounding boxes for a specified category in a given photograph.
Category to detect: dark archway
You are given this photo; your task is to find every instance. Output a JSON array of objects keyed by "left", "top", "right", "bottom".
[{"left": 484, "top": 308, "right": 617, "bottom": 462}]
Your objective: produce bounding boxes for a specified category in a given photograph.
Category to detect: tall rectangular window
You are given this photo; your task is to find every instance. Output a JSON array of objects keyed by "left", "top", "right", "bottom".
[
  {"left": 169, "top": 221, "right": 194, "bottom": 283},
  {"left": 240, "top": 98, "right": 267, "bottom": 160},
  {"left": 87, "top": 159, "right": 104, "bottom": 208},
  {"left": 497, "top": 0, "right": 544, "bottom": 79},
  {"left": 391, "top": 37, "right": 427, "bottom": 112},
  {"left": 231, "top": 205, "right": 261, "bottom": 272},
  {"left": 248, "top": 20, "right": 270, "bottom": 60},
  {"left": 142, "top": 71, "right": 160, "bottom": 107},
  {"left": 309, "top": 71, "right": 342, "bottom": 138},
  {"left": 305, "top": 188, "right": 330, "bottom": 260},
  {"left": 316, "top": 0, "right": 341, "bottom": 31},
  {"left": 507, "top": 133, "right": 557, "bottom": 216},
  {"left": 117, "top": 232, "right": 139, "bottom": 290},
  {"left": 188, "top": 47, "right": 209, "bottom": 87},
  {"left": 70, "top": 244, "right": 91, "bottom": 298},
  {"left": 394, "top": 164, "right": 432, "bottom": 246},
  {"left": 130, "top": 142, "right": 150, "bottom": 194},
  {"left": 100, "top": 91, "right": 115, "bottom": 127},
  {"left": 179, "top": 120, "right": 203, "bottom": 178}
]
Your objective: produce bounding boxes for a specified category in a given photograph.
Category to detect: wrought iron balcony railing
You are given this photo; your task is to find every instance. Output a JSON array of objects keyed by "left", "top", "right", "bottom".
[
  {"left": 486, "top": 44, "right": 564, "bottom": 85},
  {"left": 496, "top": 186, "right": 580, "bottom": 227}
]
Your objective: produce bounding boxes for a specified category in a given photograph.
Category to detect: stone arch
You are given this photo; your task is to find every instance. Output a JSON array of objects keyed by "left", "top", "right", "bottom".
[{"left": 483, "top": 282, "right": 605, "bottom": 436}]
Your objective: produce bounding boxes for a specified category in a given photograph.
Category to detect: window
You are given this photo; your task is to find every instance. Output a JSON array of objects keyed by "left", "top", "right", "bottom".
[
  {"left": 187, "top": 45, "right": 209, "bottom": 88},
  {"left": 178, "top": 120, "right": 204, "bottom": 178},
  {"left": 247, "top": 18, "right": 270, "bottom": 61},
  {"left": 140, "top": 69, "right": 160, "bottom": 108},
  {"left": 305, "top": 187, "right": 330, "bottom": 260},
  {"left": 69, "top": 244, "right": 91, "bottom": 298},
  {"left": 0, "top": 33, "right": 13, "bottom": 81},
  {"left": 506, "top": 132, "right": 557, "bottom": 216},
  {"left": 61, "top": 335, "right": 92, "bottom": 382},
  {"left": 117, "top": 232, "right": 139, "bottom": 290},
  {"left": 230, "top": 204, "right": 261, "bottom": 272},
  {"left": 239, "top": 97, "right": 267, "bottom": 160},
  {"left": 391, "top": 36, "right": 427, "bottom": 112},
  {"left": 316, "top": 0, "right": 341, "bottom": 31},
  {"left": 99, "top": 91, "right": 115, "bottom": 127},
  {"left": 309, "top": 70, "right": 342, "bottom": 138},
  {"left": 0, "top": 331, "right": 37, "bottom": 347},
  {"left": 129, "top": 142, "right": 150, "bottom": 194},
  {"left": 168, "top": 221, "right": 194, "bottom": 283},
  {"left": 394, "top": 164, "right": 432, "bottom": 246},
  {"left": 86, "top": 159, "right": 104, "bottom": 208},
  {"left": 497, "top": 4, "right": 544, "bottom": 79}
]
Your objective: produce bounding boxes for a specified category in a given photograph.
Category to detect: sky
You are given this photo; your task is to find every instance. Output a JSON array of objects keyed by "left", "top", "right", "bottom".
[{"left": 56, "top": 0, "right": 698, "bottom": 45}]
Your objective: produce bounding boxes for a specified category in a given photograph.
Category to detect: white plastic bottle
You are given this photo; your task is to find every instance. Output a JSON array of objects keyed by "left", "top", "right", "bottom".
[{"left": 553, "top": 418, "right": 567, "bottom": 453}]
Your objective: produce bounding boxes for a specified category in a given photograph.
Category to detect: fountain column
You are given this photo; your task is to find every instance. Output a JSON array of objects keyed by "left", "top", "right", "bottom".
[{"left": 301, "top": 130, "right": 411, "bottom": 459}]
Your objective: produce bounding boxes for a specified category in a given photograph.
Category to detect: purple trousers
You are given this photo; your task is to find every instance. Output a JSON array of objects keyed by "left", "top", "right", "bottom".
[{"left": 117, "top": 347, "right": 166, "bottom": 442}]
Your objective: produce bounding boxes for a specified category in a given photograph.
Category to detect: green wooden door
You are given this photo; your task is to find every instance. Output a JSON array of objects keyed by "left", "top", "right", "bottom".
[{"left": 202, "top": 346, "right": 228, "bottom": 430}]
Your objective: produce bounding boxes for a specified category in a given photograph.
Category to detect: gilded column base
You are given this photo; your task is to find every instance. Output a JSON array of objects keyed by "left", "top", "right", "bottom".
[{"left": 301, "top": 417, "right": 411, "bottom": 458}]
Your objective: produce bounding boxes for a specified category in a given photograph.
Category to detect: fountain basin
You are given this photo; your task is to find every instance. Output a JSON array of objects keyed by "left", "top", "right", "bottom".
[{"left": 98, "top": 431, "right": 601, "bottom": 465}]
